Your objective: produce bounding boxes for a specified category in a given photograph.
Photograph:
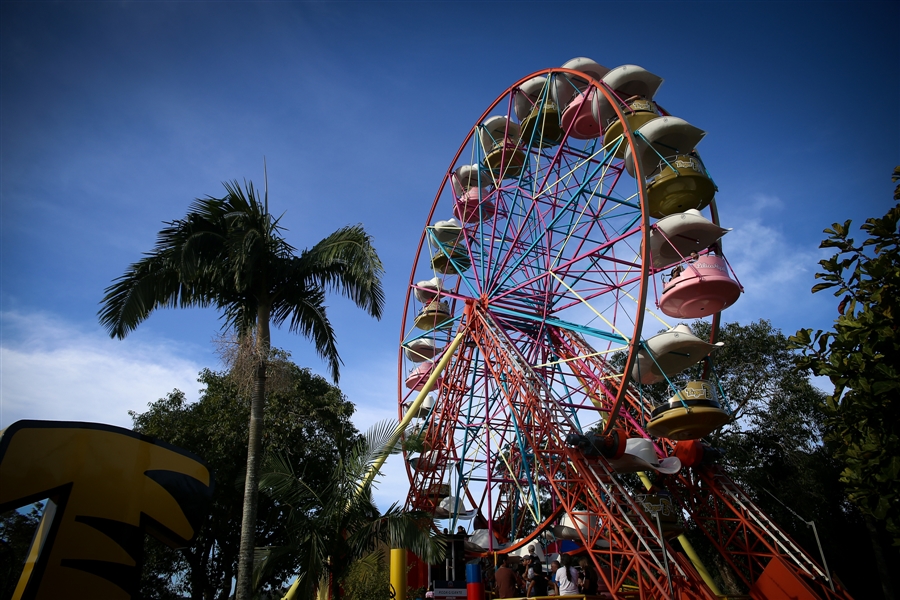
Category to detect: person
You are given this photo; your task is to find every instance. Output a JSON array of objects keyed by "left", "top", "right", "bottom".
[
  {"left": 494, "top": 555, "right": 519, "bottom": 599},
  {"left": 553, "top": 556, "right": 579, "bottom": 596},
  {"left": 523, "top": 554, "right": 535, "bottom": 582},
  {"left": 527, "top": 562, "right": 549, "bottom": 597},
  {"left": 577, "top": 556, "right": 597, "bottom": 595},
  {"left": 525, "top": 546, "right": 538, "bottom": 580},
  {"left": 456, "top": 525, "right": 466, "bottom": 535},
  {"left": 425, "top": 583, "right": 434, "bottom": 599},
  {"left": 515, "top": 561, "right": 529, "bottom": 596}
]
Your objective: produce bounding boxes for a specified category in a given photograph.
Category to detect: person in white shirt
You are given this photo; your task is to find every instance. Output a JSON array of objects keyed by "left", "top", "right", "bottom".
[{"left": 551, "top": 559, "right": 579, "bottom": 595}]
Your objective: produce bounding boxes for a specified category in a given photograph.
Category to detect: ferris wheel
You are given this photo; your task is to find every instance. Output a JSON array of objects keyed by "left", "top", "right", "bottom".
[{"left": 397, "top": 58, "right": 849, "bottom": 600}]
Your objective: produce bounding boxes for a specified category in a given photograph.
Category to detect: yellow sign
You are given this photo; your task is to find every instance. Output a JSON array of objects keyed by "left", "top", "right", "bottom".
[{"left": 0, "top": 420, "right": 214, "bottom": 600}]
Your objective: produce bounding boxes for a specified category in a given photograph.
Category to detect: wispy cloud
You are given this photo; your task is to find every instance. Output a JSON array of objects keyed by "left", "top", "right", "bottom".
[
  {"left": 717, "top": 193, "right": 833, "bottom": 329},
  {"left": 0, "top": 310, "right": 202, "bottom": 429}
]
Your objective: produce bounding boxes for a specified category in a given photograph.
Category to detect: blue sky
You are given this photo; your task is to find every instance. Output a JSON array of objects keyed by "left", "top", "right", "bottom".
[{"left": 1, "top": 1, "right": 897, "bottom": 509}]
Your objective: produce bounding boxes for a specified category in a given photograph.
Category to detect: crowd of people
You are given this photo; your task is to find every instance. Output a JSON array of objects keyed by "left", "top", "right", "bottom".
[{"left": 483, "top": 546, "right": 611, "bottom": 598}]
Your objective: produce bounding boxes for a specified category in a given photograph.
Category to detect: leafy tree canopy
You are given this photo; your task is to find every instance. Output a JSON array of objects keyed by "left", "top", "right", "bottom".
[
  {"left": 790, "top": 172, "right": 900, "bottom": 547},
  {"left": 1, "top": 503, "right": 43, "bottom": 600},
  {"left": 101, "top": 179, "right": 385, "bottom": 599},
  {"left": 631, "top": 319, "right": 887, "bottom": 597},
  {"left": 131, "top": 357, "right": 360, "bottom": 599}
]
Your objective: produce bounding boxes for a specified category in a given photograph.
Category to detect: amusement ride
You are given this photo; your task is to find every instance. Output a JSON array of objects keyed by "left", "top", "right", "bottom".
[{"left": 396, "top": 58, "right": 851, "bottom": 599}]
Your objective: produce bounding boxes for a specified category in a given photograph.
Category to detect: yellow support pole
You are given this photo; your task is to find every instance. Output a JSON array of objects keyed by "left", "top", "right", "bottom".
[
  {"left": 283, "top": 327, "right": 468, "bottom": 600},
  {"left": 391, "top": 548, "right": 407, "bottom": 600},
  {"left": 636, "top": 472, "right": 721, "bottom": 596},
  {"left": 362, "top": 326, "right": 469, "bottom": 490}
]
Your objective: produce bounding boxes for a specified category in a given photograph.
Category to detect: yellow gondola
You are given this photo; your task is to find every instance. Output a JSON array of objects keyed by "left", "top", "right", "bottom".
[
  {"left": 647, "top": 381, "right": 732, "bottom": 440},
  {"left": 594, "top": 65, "right": 664, "bottom": 158},
  {"left": 480, "top": 116, "right": 526, "bottom": 180},
  {"left": 413, "top": 300, "right": 453, "bottom": 330},
  {"left": 516, "top": 76, "right": 563, "bottom": 148},
  {"left": 431, "top": 246, "right": 470, "bottom": 274}
]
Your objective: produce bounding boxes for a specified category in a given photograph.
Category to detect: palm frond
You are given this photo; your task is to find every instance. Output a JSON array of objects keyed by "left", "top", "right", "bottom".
[
  {"left": 348, "top": 503, "right": 444, "bottom": 564},
  {"left": 98, "top": 250, "right": 214, "bottom": 338},
  {"left": 270, "top": 285, "right": 341, "bottom": 381},
  {"left": 298, "top": 225, "right": 386, "bottom": 320},
  {"left": 258, "top": 421, "right": 446, "bottom": 596}
]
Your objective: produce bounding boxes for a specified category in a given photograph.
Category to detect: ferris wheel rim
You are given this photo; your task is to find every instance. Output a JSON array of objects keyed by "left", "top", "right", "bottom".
[{"left": 397, "top": 67, "right": 666, "bottom": 548}]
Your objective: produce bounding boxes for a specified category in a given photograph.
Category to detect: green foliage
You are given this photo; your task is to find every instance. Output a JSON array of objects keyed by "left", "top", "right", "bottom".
[
  {"left": 100, "top": 179, "right": 385, "bottom": 599},
  {"left": 0, "top": 503, "right": 43, "bottom": 600},
  {"left": 339, "top": 552, "right": 391, "bottom": 600},
  {"left": 636, "top": 320, "right": 883, "bottom": 597},
  {"left": 258, "top": 421, "right": 445, "bottom": 600},
  {"left": 131, "top": 363, "right": 359, "bottom": 599},
  {"left": 789, "top": 182, "right": 900, "bottom": 547}
]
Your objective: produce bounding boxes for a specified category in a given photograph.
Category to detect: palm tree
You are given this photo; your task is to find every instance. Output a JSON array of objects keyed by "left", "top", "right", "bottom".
[
  {"left": 98, "top": 180, "right": 385, "bottom": 600},
  {"left": 258, "top": 421, "right": 445, "bottom": 600}
]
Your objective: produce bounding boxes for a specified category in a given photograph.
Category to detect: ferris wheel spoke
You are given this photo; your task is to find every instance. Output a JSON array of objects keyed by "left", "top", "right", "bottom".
[{"left": 489, "top": 149, "right": 620, "bottom": 295}]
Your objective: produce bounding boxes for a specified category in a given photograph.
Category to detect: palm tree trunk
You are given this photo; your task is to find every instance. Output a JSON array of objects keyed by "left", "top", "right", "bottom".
[{"left": 236, "top": 304, "right": 271, "bottom": 600}]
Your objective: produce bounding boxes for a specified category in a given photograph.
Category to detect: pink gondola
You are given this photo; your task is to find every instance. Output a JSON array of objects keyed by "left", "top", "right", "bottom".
[
  {"left": 561, "top": 87, "right": 602, "bottom": 139},
  {"left": 454, "top": 191, "right": 496, "bottom": 223},
  {"left": 658, "top": 255, "right": 741, "bottom": 319},
  {"left": 556, "top": 57, "right": 608, "bottom": 140},
  {"left": 405, "top": 361, "right": 440, "bottom": 391}
]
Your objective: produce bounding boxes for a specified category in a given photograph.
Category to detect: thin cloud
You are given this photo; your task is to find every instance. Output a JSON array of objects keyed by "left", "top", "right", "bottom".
[
  {"left": 0, "top": 310, "right": 202, "bottom": 429},
  {"left": 718, "top": 193, "right": 831, "bottom": 327}
]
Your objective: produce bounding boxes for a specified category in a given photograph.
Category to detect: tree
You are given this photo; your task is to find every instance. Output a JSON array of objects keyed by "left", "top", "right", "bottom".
[
  {"left": 630, "top": 320, "right": 887, "bottom": 597},
  {"left": 99, "top": 180, "right": 385, "bottom": 600},
  {"left": 131, "top": 361, "right": 360, "bottom": 598},
  {"left": 790, "top": 180, "right": 899, "bottom": 543},
  {"left": 789, "top": 171, "right": 899, "bottom": 598},
  {"left": 338, "top": 555, "right": 390, "bottom": 600},
  {"left": 1, "top": 503, "right": 43, "bottom": 600},
  {"left": 258, "top": 421, "right": 445, "bottom": 600}
]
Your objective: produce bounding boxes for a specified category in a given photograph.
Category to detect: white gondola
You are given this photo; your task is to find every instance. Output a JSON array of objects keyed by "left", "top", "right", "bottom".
[
  {"left": 413, "top": 276, "right": 442, "bottom": 303},
  {"left": 624, "top": 116, "right": 716, "bottom": 218},
  {"left": 631, "top": 324, "right": 723, "bottom": 384},
  {"left": 648, "top": 209, "right": 731, "bottom": 268},
  {"left": 404, "top": 338, "right": 441, "bottom": 362},
  {"left": 451, "top": 164, "right": 487, "bottom": 195},
  {"left": 466, "top": 529, "right": 506, "bottom": 552},
  {"left": 430, "top": 218, "right": 463, "bottom": 246},
  {"left": 507, "top": 541, "right": 546, "bottom": 562},
  {"left": 403, "top": 394, "right": 436, "bottom": 419},
  {"left": 551, "top": 512, "right": 598, "bottom": 541},
  {"left": 437, "top": 495, "right": 478, "bottom": 520},
  {"left": 555, "top": 57, "right": 609, "bottom": 110},
  {"left": 608, "top": 438, "right": 681, "bottom": 474}
]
